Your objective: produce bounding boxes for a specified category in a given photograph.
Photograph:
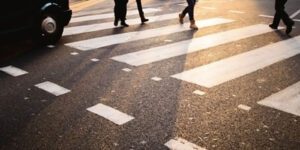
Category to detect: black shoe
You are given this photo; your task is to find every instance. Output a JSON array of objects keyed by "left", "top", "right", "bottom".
[
  {"left": 286, "top": 21, "right": 295, "bottom": 35},
  {"left": 269, "top": 24, "right": 278, "bottom": 30},
  {"left": 121, "top": 22, "right": 129, "bottom": 27},
  {"left": 141, "top": 18, "right": 149, "bottom": 24},
  {"left": 114, "top": 19, "right": 119, "bottom": 26}
]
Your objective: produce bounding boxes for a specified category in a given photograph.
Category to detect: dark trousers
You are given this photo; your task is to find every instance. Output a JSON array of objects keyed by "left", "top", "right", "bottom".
[
  {"left": 114, "top": 0, "right": 128, "bottom": 22},
  {"left": 182, "top": 0, "right": 196, "bottom": 20},
  {"left": 272, "top": 0, "right": 293, "bottom": 27},
  {"left": 136, "top": 0, "right": 145, "bottom": 19}
]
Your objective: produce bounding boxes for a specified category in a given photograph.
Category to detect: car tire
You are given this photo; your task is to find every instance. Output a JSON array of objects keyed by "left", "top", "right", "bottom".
[{"left": 34, "top": 11, "right": 64, "bottom": 46}]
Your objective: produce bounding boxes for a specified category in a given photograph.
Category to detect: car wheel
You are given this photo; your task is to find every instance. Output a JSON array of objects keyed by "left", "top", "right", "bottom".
[{"left": 34, "top": 11, "right": 64, "bottom": 45}]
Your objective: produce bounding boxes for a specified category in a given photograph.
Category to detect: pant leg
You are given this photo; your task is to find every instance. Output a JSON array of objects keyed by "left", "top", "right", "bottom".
[
  {"left": 186, "top": 0, "right": 196, "bottom": 20},
  {"left": 114, "top": 0, "right": 119, "bottom": 21},
  {"left": 120, "top": 0, "right": 128, "bottom": 22},
  {"left": 279, "top": 0, "right": 294, "bottom": 26},
  {"left": 136, "top": 0, "right": 145, "bottom": 19},
  {"left": 273, "top": 0, "right": 293, "bottom": 26}
]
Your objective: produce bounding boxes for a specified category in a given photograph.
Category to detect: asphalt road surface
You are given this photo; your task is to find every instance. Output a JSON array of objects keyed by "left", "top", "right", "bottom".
[{"left": 1, "top": 0, "right": 300, "bottom": 149}]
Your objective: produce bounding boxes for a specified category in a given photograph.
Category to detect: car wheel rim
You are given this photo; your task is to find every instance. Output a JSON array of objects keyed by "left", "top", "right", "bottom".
[{"left": 41, "top": 16, "right": 57, "bottom": 34}]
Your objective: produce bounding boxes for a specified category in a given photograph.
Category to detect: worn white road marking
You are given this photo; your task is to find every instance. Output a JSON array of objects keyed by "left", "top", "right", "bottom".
[
  {"left": 229, "top": 10, "right": 245, "bottom": 14},
  {"left": 47, "top": 45, "right": 56, "bottom": 48},
  {"left": 63, "top": 12, "right": 180, "bottom": 36},
  {"left": 91, "top": 58, "right": 99, "bottom": 62},
  {"left": 122, "top": 68, "right": 132, "bottom": 72},
  {"left": 172, "top": 35, "right": 300, "bottom": 88},
  {"left": 290, "top": 9, "right": 300, "bottom": 18},
  {"left": 294, "top": 19, "right": 300, "bottom": 22},
  {"left": 70, "top": 52, "right": 79, "bottom": 55},
  {"left": 258, "top": 81, "right": 300, "bottom": 117},
  {"left": 72, "top": 8, "right": 111, "bottom": 17},
  {"left": 259, "top": 15, "right": 273, "bottom": 18},
  {"left": 0, "top": 66, "right": 28, "bottom": 77},
  {"left": 70, "top": 8, "right": 161, "bottom": 23},
  {"left": 238, "top": 104, "right": 251, "bottom": 111},
  {"left": 193, "top": 90, "right": 206, "bottom": 96},
  {"left": 151, "top": 77, "right": 162, "bottom": 81},
  {"left": 164, "top": 39, "right": 173, "bottom": 42},
  {"left": 112, "top": 24, "right": 279, "bottom": 66},
  {"left": 35, "top": 81, "right": 71, "bottom": 96},
  {"left": 65, "top": 18, "right": 234, "bottom": 51},
  {"left": 165, "top": 138, "right": 206, "bottom": 150},
  {"left": 178, "top": 4, "right": 187, "bottom": 6},
  {"left": 87, "top": 103, "right": 134, "bottom": 125}
]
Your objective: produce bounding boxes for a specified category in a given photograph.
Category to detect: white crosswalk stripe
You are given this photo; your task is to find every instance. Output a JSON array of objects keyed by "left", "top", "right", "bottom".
[
  {"left": 0, "top": 66, "right": 28, "bottom": 77},
  {"left": 165, "top": 138, "right": 206, "bottom": 150},
  {"left": 35, "top": 81, "right": 71, "bottom": 96},
  {"left": 111, "top": 24, "right": 282, "bottom": 66},
  {"left": 70, "top": 8, "right": 161, "bottom": 23},
  {"left": 65, "top": 18, "right": 234, "bottom": 51},
  {"left": 63, "top": 12, "right": 180, "bottom": 36},
  {"left": 171, "top": 35, "right": 300, "bottom": 88},
  {"left": 258, "top": 81, "right": 300, "bottom": 117},
  {"left": 87, "top": 103, "right": 134, "bottom": 125}
]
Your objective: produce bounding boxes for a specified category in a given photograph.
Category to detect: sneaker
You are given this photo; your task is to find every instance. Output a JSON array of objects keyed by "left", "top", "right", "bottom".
[{"left": 286, "top": 21, "right": 295, "bottom": 35}]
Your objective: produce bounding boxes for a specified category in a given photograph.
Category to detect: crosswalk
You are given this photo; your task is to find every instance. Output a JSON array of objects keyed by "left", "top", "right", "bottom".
[
  {"left": 1, "top": 5, "right": 300, "bottom": 149},
  {"left": 63, "top": 7, "right": 300, "bottom": 120}
]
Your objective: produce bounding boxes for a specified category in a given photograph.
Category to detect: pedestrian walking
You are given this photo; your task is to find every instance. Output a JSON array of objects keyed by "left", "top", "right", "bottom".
[
  {"left": 114, "top": 0, "right": 129, "bottom": 27},
  {"left": 179, "top": 0, "right": 198, "bottom": 30},
  {"left": 269, "top": 0, "right": 294, "bottom": 35},
  {"left": 136, "top": 0, "right": 149, "bottom": 23}
]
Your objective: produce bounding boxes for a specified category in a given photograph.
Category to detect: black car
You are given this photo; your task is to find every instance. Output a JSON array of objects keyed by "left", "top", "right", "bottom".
[{"left": 1, "top": 0, "right": 72, "bottom": 45}]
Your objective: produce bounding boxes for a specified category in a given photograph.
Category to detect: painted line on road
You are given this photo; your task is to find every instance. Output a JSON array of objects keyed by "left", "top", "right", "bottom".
[
  {"left": 193, "top": 90, "right": 206, "bottom": 96},
  {"left": 70, "top": 8, "right": 161, "bottom": 23},
  {"left": 87, "top": 103, "right": 134, "bottom": 125},
  {"left": 91, "top": 58, "right": 99, "bottom": 62},
  {"left": 122, "top": 68, "right": 132, "bottom": 72},
  {"left": 238, "top": 104, "right": 251, "bottom": 111},
  {"left": 63, "top": 12, "right": 180, "bottom": 36},
  {"left": 112, "top": 24, "right": 279, "bottom": 67},
  {"left": 35, "top": 81, "right": 71, "bottom": 96},
  {"left": 0, "top": 66, "right": 28, "bottom": 77},
  {"left": 65, "top": 18, "right": 234, "bottom": 51},
  {"left": 229, "top": 10, "right": 245, "bottom": 14},
  {"left": 258, "top": 81, "right": 300, "bottom": 117},
  {"left": 172, "top": 35, "right": 300, "bottom": 88},
  {"left": 70, "top": 52, "right": 79, "bottom": 55},
  {"left": 294, "top": 19, "right": 300, "bottom": 22},
  {"left": 165, "top": 138, "right": 206, "bottom": 150},
  {"left": 290, "top": 9, "right": 300, "bottom": 18},
  {"left": 151, "top": 77, "right": 162, "bottom": 81},
  {"left": 70, "top": 0, "right": 105, "bottom": 12},
  {"left": 259, "top": 15, "right": 273, "bottom": 19}
]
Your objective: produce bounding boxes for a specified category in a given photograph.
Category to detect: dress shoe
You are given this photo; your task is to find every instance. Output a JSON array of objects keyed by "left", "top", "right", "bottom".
[
  {"left": 114, "top": 19, "right": 119, "bottom": 26},
  {"left": 121, "top": 22, "right": 129, "bottom": 27},
  {"left": 269, "top": 24, "right": 278, "bottom": 30},
  {"left": 286, "top": 21, "right": 295, "bottom": 35},
  {"left": 141, "top": 18, "right": 149, "bottom": 23}
]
